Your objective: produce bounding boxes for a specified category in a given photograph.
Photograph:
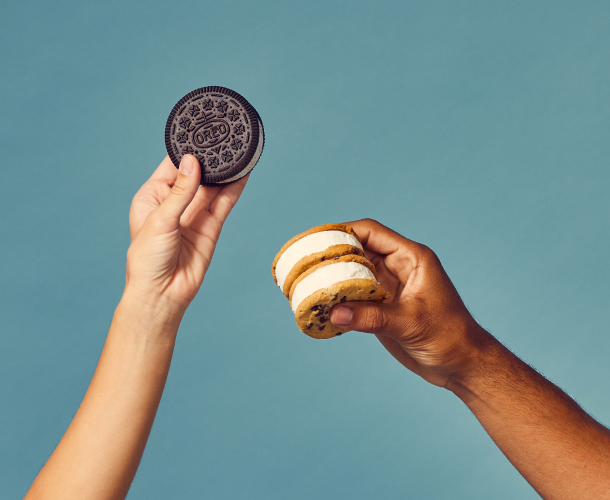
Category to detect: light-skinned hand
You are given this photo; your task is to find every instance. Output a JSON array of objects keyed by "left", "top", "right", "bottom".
[{"left": 126, "top": 154, "right": 248, "bottom": 312}]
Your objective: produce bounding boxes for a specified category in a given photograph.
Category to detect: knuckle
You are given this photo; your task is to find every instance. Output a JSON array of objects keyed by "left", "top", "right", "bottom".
[
  {"left": 221, "top": 192, "right": 236, "bottom": 205},
  {"left": 360, "top": 217, "right": 379, "bottom": 227},
  {"left": 218, "top": 193, "right": 236, "bottom": 210},
  {"left": 147, "top": 211, "right": 169, "bottom": 232},
  {"left": 418, "top": 244, "right": 438, "bottom": 263},
  {"left": 361, "top": 306, "right": 386, "bottom": 333},
  {"left": 171, "top": 180, "right": 189, "bottom": 197}
]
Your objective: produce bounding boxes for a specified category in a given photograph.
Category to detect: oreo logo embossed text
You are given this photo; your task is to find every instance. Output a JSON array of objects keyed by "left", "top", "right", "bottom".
[{"left": 192, "top": 120, "right": 230, "bottom": 148}]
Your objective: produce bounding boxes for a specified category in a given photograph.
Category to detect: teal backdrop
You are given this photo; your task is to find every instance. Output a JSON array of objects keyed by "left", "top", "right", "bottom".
[{"left": 1, "top": 1, "right": 609, "bottom": 498}]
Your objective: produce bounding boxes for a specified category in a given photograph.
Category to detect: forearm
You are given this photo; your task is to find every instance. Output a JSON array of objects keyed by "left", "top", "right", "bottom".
[
  {"left": 448, "top": 331, "right": 610, "bottom": 500},
  {"left": 25, "top": 291, "right": 184, "bottom": 500}
]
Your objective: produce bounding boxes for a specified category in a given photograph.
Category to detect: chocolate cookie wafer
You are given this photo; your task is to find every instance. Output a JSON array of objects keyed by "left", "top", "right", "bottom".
[{"left": 165, "top": 86, "right": 264, "bottom": 186}]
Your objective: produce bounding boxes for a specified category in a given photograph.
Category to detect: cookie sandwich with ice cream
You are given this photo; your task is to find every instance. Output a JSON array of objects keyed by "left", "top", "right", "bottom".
[{"left": 273, "top": 223, "right": 389, "bottom": 339}]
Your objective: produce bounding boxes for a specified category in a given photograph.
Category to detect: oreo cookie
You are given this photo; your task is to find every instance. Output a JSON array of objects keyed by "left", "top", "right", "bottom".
[{"left": 165, "top": 86, "right": 264, "bottom": 185}]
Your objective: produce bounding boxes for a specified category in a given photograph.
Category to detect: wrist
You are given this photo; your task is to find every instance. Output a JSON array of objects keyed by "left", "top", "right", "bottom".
[
  {"left": 444, "top": 325, "right": 505, "bottom": 401},
  {"left": 115, "top": 287, "right": 188, "bottom": 345}
]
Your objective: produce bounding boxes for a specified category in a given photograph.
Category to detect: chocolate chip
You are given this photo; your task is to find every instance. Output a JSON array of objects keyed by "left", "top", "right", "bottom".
[
  {"left": 319, "top": 325, "right": 326, "bottom": 331},
  {"left": 336, "top": 332, "right": 343, "bottom": 336},
  {"left": 340, "top": 296, "right": 347, "bottom": 302},
  {"left": 369, "top": 290, "right": 375, "bottom": 294},
  {"left": 332, "top": 294, "right": 338, "bottom": 300},
  {"left": 306, "top": 323, "right": 313, "bottom": 329},
  {"left": 315, "top": 310, "right": 323, "bottom": 316},
  {"left": 319, "top": 317, "right": 327, "bottom": 323},
  {"left": 310, "top": 305, "right": 319, "bottom": 311},
  {"left": 352, "top": 248, "right": 359, "bottom": 254},
  {"left": 321, "top": 256, "right": 325, "bottom": 261}
]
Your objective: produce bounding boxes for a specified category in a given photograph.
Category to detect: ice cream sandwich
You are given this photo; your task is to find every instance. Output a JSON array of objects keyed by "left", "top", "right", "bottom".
[
  {"left": 272, "top": 223, "right": 365, "bottom": 297},
  {"left": 273, "top": 224, "right": 389, "bottom": 339}
]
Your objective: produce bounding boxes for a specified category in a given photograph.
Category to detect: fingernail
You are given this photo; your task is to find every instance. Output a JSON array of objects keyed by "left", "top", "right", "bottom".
[
  {"left": 180, "top": 155, "right": 194, "bottom": 175},
  {"left": 331, "top": 306, "right": 353, "bottom": 326}
]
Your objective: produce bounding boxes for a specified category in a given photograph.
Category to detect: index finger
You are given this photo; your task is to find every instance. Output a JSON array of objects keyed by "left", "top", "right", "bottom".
[
  {"left": 208, "top": 173, "right": 250, "bottom": 224},
  {"left": 149, "top": 155, "right": 180, "bottom": 183},
  {"left": 344, "top": 218, "right": 424, "bottom": 281},
  {"left": 184, "top": 173, "right": 250, "bottom": 241},
  {"left": 345, "top": 219, "right": 422, "bottom": 256}
]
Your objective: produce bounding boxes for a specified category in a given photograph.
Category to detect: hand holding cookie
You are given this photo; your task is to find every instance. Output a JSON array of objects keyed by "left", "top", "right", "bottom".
[
  {"left": 126, "top": 154, "right": 248, "bottom": 312},
  {"left": 330, "top": 219, "right": 490, "bottom": 388}
]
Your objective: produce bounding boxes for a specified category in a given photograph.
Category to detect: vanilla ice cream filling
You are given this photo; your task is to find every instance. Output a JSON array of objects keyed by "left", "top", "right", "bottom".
[
  {"left": 220, "top": 118, "right": 264, "bottom": 183},
  {"left": 290, "top": 262, "right": 376, "bottom": 313},
  {"left": 276, "top": 231, "right": 363, "bottom": 290}
]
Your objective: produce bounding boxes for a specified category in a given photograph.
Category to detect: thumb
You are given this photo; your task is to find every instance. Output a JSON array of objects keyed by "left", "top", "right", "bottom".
[
  {"left": 158, "top": 155, "right": 201, "bottom": 219},
  {"left": 330, "top": 300, "right": 405, "bottom": 337}
]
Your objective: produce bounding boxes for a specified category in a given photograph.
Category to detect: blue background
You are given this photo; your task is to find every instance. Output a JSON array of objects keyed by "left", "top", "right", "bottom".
[{"left": 2, "top": 1, "right": 609, "bottom": 498}]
